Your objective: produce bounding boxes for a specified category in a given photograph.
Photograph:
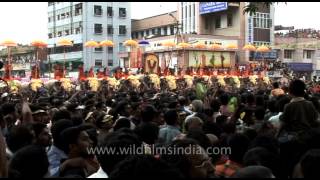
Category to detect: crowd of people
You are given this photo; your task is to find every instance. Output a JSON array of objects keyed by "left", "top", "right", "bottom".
[{"left": 1, "top": 74, "right": 320, "bottom": 178}]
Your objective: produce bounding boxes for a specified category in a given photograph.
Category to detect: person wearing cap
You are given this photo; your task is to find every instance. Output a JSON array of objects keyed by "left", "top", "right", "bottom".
[{"left": 30, "top": 105, "right": 50, "bottom": 125}]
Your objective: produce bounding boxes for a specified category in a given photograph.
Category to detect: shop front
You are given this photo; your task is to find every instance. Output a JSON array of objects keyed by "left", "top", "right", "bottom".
[{"left": 288, "top": 63, "right": 313, "bottom": 80}]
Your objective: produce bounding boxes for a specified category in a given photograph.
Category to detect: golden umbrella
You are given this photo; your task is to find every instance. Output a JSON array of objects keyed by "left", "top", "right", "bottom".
[
  {"left": 256, "top": 45, "right": 270, "bottom": 52},
  {"left": 193, "top": 42, "right": 207, "bottom": 49},
  {"left": 226, "top": 43, "right": 238, "bottom": 50},
  {"left": 0, "top": 39, "right": 18, "bottom": 80},
  {"left": 57, "top": 38, "right": 73, "bottom": 78},
  {"left": 243, "top": 44, "right": 256, "bottom": 51},
  {"left": 177, "top": 42, "right": 191, "bottom": 48},
  {"left": 210, "top": 43, "right": 223, "bottom": 50},
  {"left": 31, "top": 40, "right": 48, "bottom": 79},
  {"left": 161, "top": 41, "right": 176, "bottom": 47},
  {"left": 100, "top": 40, "right": 114, "bottom": 47},
  {"left": 85, "top": 40, "right": 99, "bottom": 73}
]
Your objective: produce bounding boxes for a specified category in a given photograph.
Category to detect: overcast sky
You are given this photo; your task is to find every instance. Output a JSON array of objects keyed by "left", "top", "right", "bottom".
[{"left": 0, "top": 2, "right": 319, "bottom": 46}]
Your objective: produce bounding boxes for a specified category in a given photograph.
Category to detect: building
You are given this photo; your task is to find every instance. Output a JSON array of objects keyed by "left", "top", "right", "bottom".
[
  {"left": 274, "top": 36, "right": 320, "bottom": 79},
  {"left": 131, "top": 2, "right": 275, "bottom": 73},
  {"left": 47, "top": 2, "right": 131, "bottom": 73},
  {"left": 0, "top": 46, "right": 47, "bottom": 77}
]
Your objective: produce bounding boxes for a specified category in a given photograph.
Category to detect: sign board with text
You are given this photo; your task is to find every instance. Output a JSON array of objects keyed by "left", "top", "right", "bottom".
[{"left": 199, "top": 2, "right": 228, "bottom": 15}]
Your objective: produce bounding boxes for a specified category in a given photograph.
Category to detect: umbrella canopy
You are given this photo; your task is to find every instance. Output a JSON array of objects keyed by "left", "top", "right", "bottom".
[
  {"left": 0, "top": 39, "right": 17, "bottom": 47},
  {"left": 243, "top": 44, "right": 256, "bottom": 51},
  {"left": 84, "top": 40, "right": 99, "bottom": 47},
  {"left": 256, "top": 45, "right": 270, "bottom": 52},
  {"left": 161, "top": 41, "right": 176, "bottom": 47},
  {"left": 124, "top": 39, "right": 138, "bottom": 47},
  {"left": 100, "top": 40, "right": 114, "bottom": 47},
  {"left": 57, "top": 38, "right": 73, "bottom": 46},
  {"left": 193, "top": 42, "right": 207, "bottom": 49},
  {"left": 210, "top": 43, "right": 222, "bottom": 50},
  {"left": 226, "top": 43, "right": 238, "bottom": 49},
  {"left": 138, "top": 40, "right": 150, "bottom": 46},
  {"left": 177, "top": 42, "right": 191, "bottom": 48},
  {"left": 31, "top": 40, "right": 47, "bottom": 48}
]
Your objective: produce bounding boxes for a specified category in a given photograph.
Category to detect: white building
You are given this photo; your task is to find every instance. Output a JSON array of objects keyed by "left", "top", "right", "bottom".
[{"left": 47, "top": 2, "right": 131, "bottom": 71}]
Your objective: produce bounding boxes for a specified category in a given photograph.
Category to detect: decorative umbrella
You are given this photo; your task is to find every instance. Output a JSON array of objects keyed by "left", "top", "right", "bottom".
[
  {"left": 0, "top": 39, "right": 18, "bottom": 80},
  {"left": 193, "top": 42, "right": 207, "bottom": 49},
  {"left": 85, "top": 40, "right": 99, "bottom": 74},
  {"left": 256, "top": 45, "right": 270, "bottom": 52},
  {"left": 57, "top": 38, "right": 73, "bottom": 78},
  {"left": 226, "top": 43, "right": 238, "bottom": 50},
  {"left": 124, "top": 40, "right": 138, "bottom": 68},
  {"left": 138, "top": 40, "right": 150, "bottom": 47},
  {"left": 210, "top": 43, "right": 222, "bottom": 50},
  {"left": 99, "top": 40, "right": 114, "bottom": 47},
  {"left": 161, "top": 41, "right": 176, "bottom": 47},
  {"left": 243, "top": 44, "right": 256, "bottom": 51},
  {"left": 177, "top": 42, "right": 191, "bottom": 48},
  {"left": 31, "top": 40, "right": 48, "bottom": 79},
  {"left": 124, "top": 39, "right": 138, "bottom": 47}
]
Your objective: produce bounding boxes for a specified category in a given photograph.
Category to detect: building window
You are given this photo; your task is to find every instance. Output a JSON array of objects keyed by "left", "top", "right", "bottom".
[
  {"left": 75, "top": 3, "right": 82, "bottom": 16},
  {"left": 48, "top": 33, "right": 53, "bottom": 39},
  {"left": 107, "top": 25, "right": 113, "bottom": 34},
  {"left": 227, "top": 14, "right": 233, "bottom": 27},
  {"left": 215, "top": 16, "right": 221, "bottom": 29},
  {"left": 94, "top": 24, "right": 103, "bottom": 34},
  {"left": 57, "top": 31, "right": 62, "bottom": 37},
  {"left": 119, "top": 8, "right": 126, "bottom": 18},
  {"left": 48, "top": 17, "right": 52, "bottom": 22},
  {"left": 152, "top": 29, "right": 155, "bottom": 35},
  {"left": 108, "top": 47, "right": 113, "bottom": 53},
  {"left": 95, "top": 46, "right": 103, "bottom": 52},
  {"left": 304, "top": 50, "right": 312, "bottom": 59},
  {"left": 95, "top": 59, "right": 102, "bottom": 67},
  {"left": 170, "top": 26, "right": 174, "bottom": 35},
  {"left": 253, "top": 12, "right": 271, "bottom": 29},
  {"left": 146, "top": 30, "right": 150, "bottom": 36},
  {"left": 157, "top": 28, "right": 161, "bottom": 35},
  {"left": 65, "top": 29, "right": 70, "bottom": 36},
  {"left": 108, "top": 59, "right": 113, "bottom": 66},
  {"left": 140, "top": 31, "right": 144, "bottom": 38},
  {"left": 119, "top": 25, "right": 126, "bottom": 35},
  {"left": 164, "top": 27, "right": 167, "bottom": 36},
  {"left": 107, "top": 7, "right": 113, "bottom": 17},
  {"left": 284, "top": 50, "right": 293, "bottom": 59},
  {"left": 94, "top": 5, "right": 102, "bottom": 16}
]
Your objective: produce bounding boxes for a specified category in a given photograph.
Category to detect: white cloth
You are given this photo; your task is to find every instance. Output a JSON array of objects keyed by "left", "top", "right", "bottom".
[
  {"left": 268, "top": 112, "right": 283, "bottom": 129},
  {"left": 88, "top": 167, "right": 109, "bottom": 178}
]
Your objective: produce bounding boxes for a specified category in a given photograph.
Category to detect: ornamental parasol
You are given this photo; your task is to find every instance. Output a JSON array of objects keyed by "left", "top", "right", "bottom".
[
  {"left": 0, "top": 39, "right": 18, "bottom": 80},
  {"left": 256, "top": 45, "right": 270, "bottom": 52},
  {"left": 124, "top": 39, "right": 138, "bottom": 47},
  {"left": 31, "top": 40, "right": 48, "bottom": 79},
  {"left": 99, "top": 40, "right": 114, "bottom": 47},
  {"left": 161, "top": 41, "right": 176, "bottom": 47},
  {"left": 193, "top": 42, "right": 207, "bottom": 49},
  {"left": 84, "top": 40, "right": 99, "bottom": 47},
  {"left": 177, "top": 42, "right": 191, "bottom": 48},
  {"left": 243, "top": 44, "right": 256, "bottom": 51},
  {"left": 138, "top": 40, "right": 150, "bottom": 47},
  {"left": 226, "top": 43, "right": 238, "bottom": 50},
  {"left": 210, "top": 43, "right": 222, "bottom": 50},
  {"left": 57, "top": 38, "right": 73, "bottom": 78}
]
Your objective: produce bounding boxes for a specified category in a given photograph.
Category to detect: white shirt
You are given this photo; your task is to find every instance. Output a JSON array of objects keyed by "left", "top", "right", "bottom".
[
  {"left": 88, "top": 167, "right": 109, "bottom": 178},
  {"left": 268, "top": 112, "right": 283, "bottom": 129}
]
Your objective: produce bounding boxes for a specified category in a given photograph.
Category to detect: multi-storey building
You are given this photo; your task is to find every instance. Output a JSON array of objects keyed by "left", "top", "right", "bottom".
[{"left": 47, "top": 2, "right": 131, "bottom": 72}]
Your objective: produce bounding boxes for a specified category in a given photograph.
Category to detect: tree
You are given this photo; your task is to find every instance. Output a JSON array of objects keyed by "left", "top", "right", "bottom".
[{"left": 243, "top": 2, "right": 286, "bottom": 15}]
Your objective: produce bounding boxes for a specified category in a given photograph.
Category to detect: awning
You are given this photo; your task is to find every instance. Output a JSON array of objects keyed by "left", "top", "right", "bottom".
[{"left": 288, "top": 63, "right": 313, "bottom": 72}]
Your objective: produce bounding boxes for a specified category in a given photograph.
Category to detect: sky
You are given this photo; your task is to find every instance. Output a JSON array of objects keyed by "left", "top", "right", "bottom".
[{"left": 0, "top": 2, "right": 319, "bottom": 46}]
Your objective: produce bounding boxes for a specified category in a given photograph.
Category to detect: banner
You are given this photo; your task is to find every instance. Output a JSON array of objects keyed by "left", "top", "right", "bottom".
[{"left": 188, "top": 51, "right": 231, "bottom": 68}]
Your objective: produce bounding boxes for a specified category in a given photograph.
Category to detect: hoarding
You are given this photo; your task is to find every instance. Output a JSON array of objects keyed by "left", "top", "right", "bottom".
[
  {"left": 189, "top": 51, "right": 231, "bottom": 68},
  {"left": 199, "top": 2, "right": 228, "bottom": 15}
]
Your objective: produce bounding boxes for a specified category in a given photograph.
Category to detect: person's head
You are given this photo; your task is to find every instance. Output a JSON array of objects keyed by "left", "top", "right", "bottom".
[
  {"left": 191, "top": 100, "right": 204, "bottom": 113},
  {"left": 6, "top": 125, "right": 35, "bottom": 153},
  {"left": 96, "top": 128, "right": 142, "bottom": 174},
  {"left": 298, "top": 149, "right": 320, "bottom": 178},
  {"left": 113, "top": 118, "right": 131, "bottom": 131},
  {"left": 30, "top": 105, "right": 50, "bottom": 124},
  {"left": 9, "top": 145, "right": 49, "bottom": 178},
  {"left": 50, "top": 119, "right": 73, "bottom": 151},
  {"left": 134, "top": 122, "right": 159, "bottom": 145},
  {"left": 231, "top": 166, "right": 275, "bottom": 178},
  {"left": 273, "top": 82, "right": 280, "bottom": 89},
  {"left": 178, "top": 96, "right": 187, "bottom": 106},
  {"left": 255, "top": 107, "right": 265, "bottom": 121},
  {"left": 276, "top": 95, "right": 291, "bottom": 112},
  {"left": 185, "top": 117, "right": 203, "bottom": 132},
  {"left": 51, "top": 109, "right": 71, "bottom": 123},
  {"left": 141, "top": 105, "right": 158, "bottom": 123},
  {"left": 219, "top": 93, "right": 229, "bottom": 106},
  {"left": 210, "top": 99, "right": 221, "bottom": 112},
  {"left": 289, "top": 79, "right": 306, "bottom": 97},
  {"left": 32, "top": 122, "right": 52, "bottom": 147},
  {"left": 246, "top": 93, "right": 255, "bottom": 105},
  {"left": 186, "top": 129, "right": 212, "bottom": 150},
  {"left": 164, "top": 109, "right": 179, "bottom": 126},
  {"left": 109, "top": 155, "right": 183, "bottom": 178},
  {"left": 114, "top": 101, "right": 132, "bottom": 117},
  {"left": 0, "top": 103, "right": 18, "bottom": 126},
  {"left": 162, "top": 138, "right": 215, "bottom": 178},
  {"left": 243, "top": 147, "right": 280, "bottom": 177},
  {"left": 95, "top": 113, "right": 113, "bottom": 131},
  {"left": 227, "top": 133, "right": 250, "bottom": 164}
]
